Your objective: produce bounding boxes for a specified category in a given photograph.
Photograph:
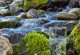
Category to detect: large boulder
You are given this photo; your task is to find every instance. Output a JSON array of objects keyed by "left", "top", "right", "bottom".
[
  {"left": 56, "top": 12, "right": 78, "bottom": 20},
  {"left": 24, "top": 0, "right": 48, "bottom": 11},
  {"left": 26, "top": 9, "right": 37, "bottom": 18},
  {"left": 0, "top": 37, "right": 13, "bottom": 55},
  {"left": 0, "top": 9, "right": 10, "bottom": 16},
  {"left": 69, "top": 8, "right": 80, "bottom": 17}
]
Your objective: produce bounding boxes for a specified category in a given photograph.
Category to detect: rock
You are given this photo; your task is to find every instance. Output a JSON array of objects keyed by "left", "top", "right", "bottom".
[
  {"left": 0, "top": 9, "right": 10, "bottom": 16},
  {"left": 9, "top": 33, "right": 24, "bottom": 44},
  {"left": 37, "top": 19, "right": 49, "bottom": 24},
  {"left": 24, "top": 0, "right": 48, "bottom": 11},
  {"left": 56, "top": 12, "right": 78, "bottom": 20},
  {"left": 0, "top": 37, "right": 13, "bottom": 55},
  {"left": 0, "top": 20, "right": 21, "bottom": 28},
  {"left": 37, "top": 10, "right": 45, "bottom": 15},
  {"left": 17, "top": 13, "right": 26, "bottom": 18},
  {"left": 44, "top": 20, "right": 77, "bottom": 34},
  {"left": 69, "top": 8, "right": 80, "bottom": 17},
  {"left": 26, "top": 9, "right": 37, "bottom": 18},
  {"left": 10, "top": 0, "right": 23, "bottom": 13}
]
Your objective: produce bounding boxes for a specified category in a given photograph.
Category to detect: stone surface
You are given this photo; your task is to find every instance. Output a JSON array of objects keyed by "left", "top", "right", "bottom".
[
  {"left": 0, "top": 37, "right": 13, "bottom": 55},
  {"left": 10, "top": 0, "right": 23, "bottom": 13},
  {"left": 26, "top": 9, "right": 37, "bottom": 18},
  {"left": 69, "top": 8, "right": 80, "bottom": 17},
  {"left": 56, "top": 12, "right": 78, "bottom": 20},
  {"left": 24, "top": 0, "right": 48, "bottom": 11},
  {"left": 0, "top": 9, "right": 10, "bottom": 16}
]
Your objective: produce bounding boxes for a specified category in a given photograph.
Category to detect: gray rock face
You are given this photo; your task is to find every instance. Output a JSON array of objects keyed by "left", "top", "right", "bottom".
[
  {"left": 56, "top": 12, "right": 78, "bottom": 20},
  {"left": 0, "top": 37, "right": 13, "bottom": 55}
]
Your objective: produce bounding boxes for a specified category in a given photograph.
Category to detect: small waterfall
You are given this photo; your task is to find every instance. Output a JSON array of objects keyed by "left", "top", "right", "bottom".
[{"left": 68, "top": 0, "right": 75, "bottom": 8}]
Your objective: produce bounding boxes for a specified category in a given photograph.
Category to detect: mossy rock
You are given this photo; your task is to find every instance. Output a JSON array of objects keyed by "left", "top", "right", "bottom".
[
  {"left": 12, "top": 31, "right": 50, "bottom": 55},
  {"left": 67, "top": 23, "right": 80, "bottom": 55},
  {"left": 36, "top": 31, "right": 49, "bottom": 39},
  {"left": 0, "top": 20, "right": 21, "bottom": 28},
  {"left": 20, "top": 32, "right": 50, "bottom": 55},
  {"left": 12, "top": 44, "right": 20, "bottom": 55},
  {"left": 23, "top": 0, "right": 48, "bottom": 11},
  {"left": 75, "top": 37, "right": 80, "bottom": 55},
  {"left": 68, "top": 23, "right": 80, "bottom": 39}
]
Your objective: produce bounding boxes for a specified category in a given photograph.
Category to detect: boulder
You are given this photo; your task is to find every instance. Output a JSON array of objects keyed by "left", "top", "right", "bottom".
[
  {"left": 69, "top": 8, "right": 80, "bottom": 17},
  {"left": 56, "top": 12, "right": 78, "bottom": 20},
  {"left": 0, "top": 37, "right": 13, "bottom": 55},
  {"left": 26, "top": 9, "right": 37, "bottom": 18},
  {"left": 0, "top": 9, "right": 10, "bottom": 16},
  {"left": 24, "top": 0, "right": 48, "bottom": 11},
  {"left": 10, "top": 0, "right": 23, "bottom": 13}
]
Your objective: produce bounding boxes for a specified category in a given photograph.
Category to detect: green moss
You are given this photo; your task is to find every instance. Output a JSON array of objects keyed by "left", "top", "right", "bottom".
[
  {"left": 67, "top": 23, "right": 80, "bottom": 55},
  {"left": 0, "top": 4, "right": 5, "bottom": 7},
  {"left": 15, "top": 2, "right": 23, "bottom": 8},
  {"left": 75, "top": 37, "right": 80, "bottom": 54},
  {"left": 12, "top": 44, "right": 20, "bottom": 55},
  {"left": 20, "top": 32, "right": 49, "bottom": 55},
  {"left": 68, "top": 23, "right": 80, "bottom": 39},
  {"left": 10, "top": 11, "right": 14, "bottom": 15},
  {"left": 16, "top": 17, "right": 22, "bottom": 21},
  {"left": 40, "top": 50, "right": 50, "bottom": 55},
  {"left": 0, "top": 20, "right": 21, "bottom": 28},
  {"left": 24, "top": 0, "right": 48, "bottom": 11},
  {"left": 36, "top": 31, "right": 49, "bottom": 39}
]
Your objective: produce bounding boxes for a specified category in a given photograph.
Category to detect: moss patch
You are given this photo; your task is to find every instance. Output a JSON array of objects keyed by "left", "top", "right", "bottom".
[
  {"left": 23, "top": 0, "right": 48, "bottom": 11},
  {"left": 13, "top": 32, "right": 50, "bottom": 55},
  {"left": 0, "top": 20, "right": 21, "bottom": 28}
]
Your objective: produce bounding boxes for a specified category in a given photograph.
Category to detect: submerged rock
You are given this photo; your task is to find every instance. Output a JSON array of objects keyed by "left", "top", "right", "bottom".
[
  {"left": 0, "top": 37, "right": 13, "bottom": 55},
  {"left": 56, "top": 12, "right": 78, "bottom": 20}
]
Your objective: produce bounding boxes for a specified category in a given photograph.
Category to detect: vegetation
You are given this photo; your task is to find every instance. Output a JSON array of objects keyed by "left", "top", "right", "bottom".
[
  {"left": 0, "top": 20, "right": 21, "bottom": 28},
  {"left": 67, "top": 23, "right": 80, "bottom": 55},
  {"left": 23, "top": 0, "right": 48, "bottom": 11},
  {"left": 13, "top": 31, "right": 50, "bottom": 55}
]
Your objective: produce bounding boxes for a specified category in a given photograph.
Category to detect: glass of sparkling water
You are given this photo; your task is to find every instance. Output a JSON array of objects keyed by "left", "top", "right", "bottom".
[{"left": 49, "top": 27, "right": 67, "bottom": 55}]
